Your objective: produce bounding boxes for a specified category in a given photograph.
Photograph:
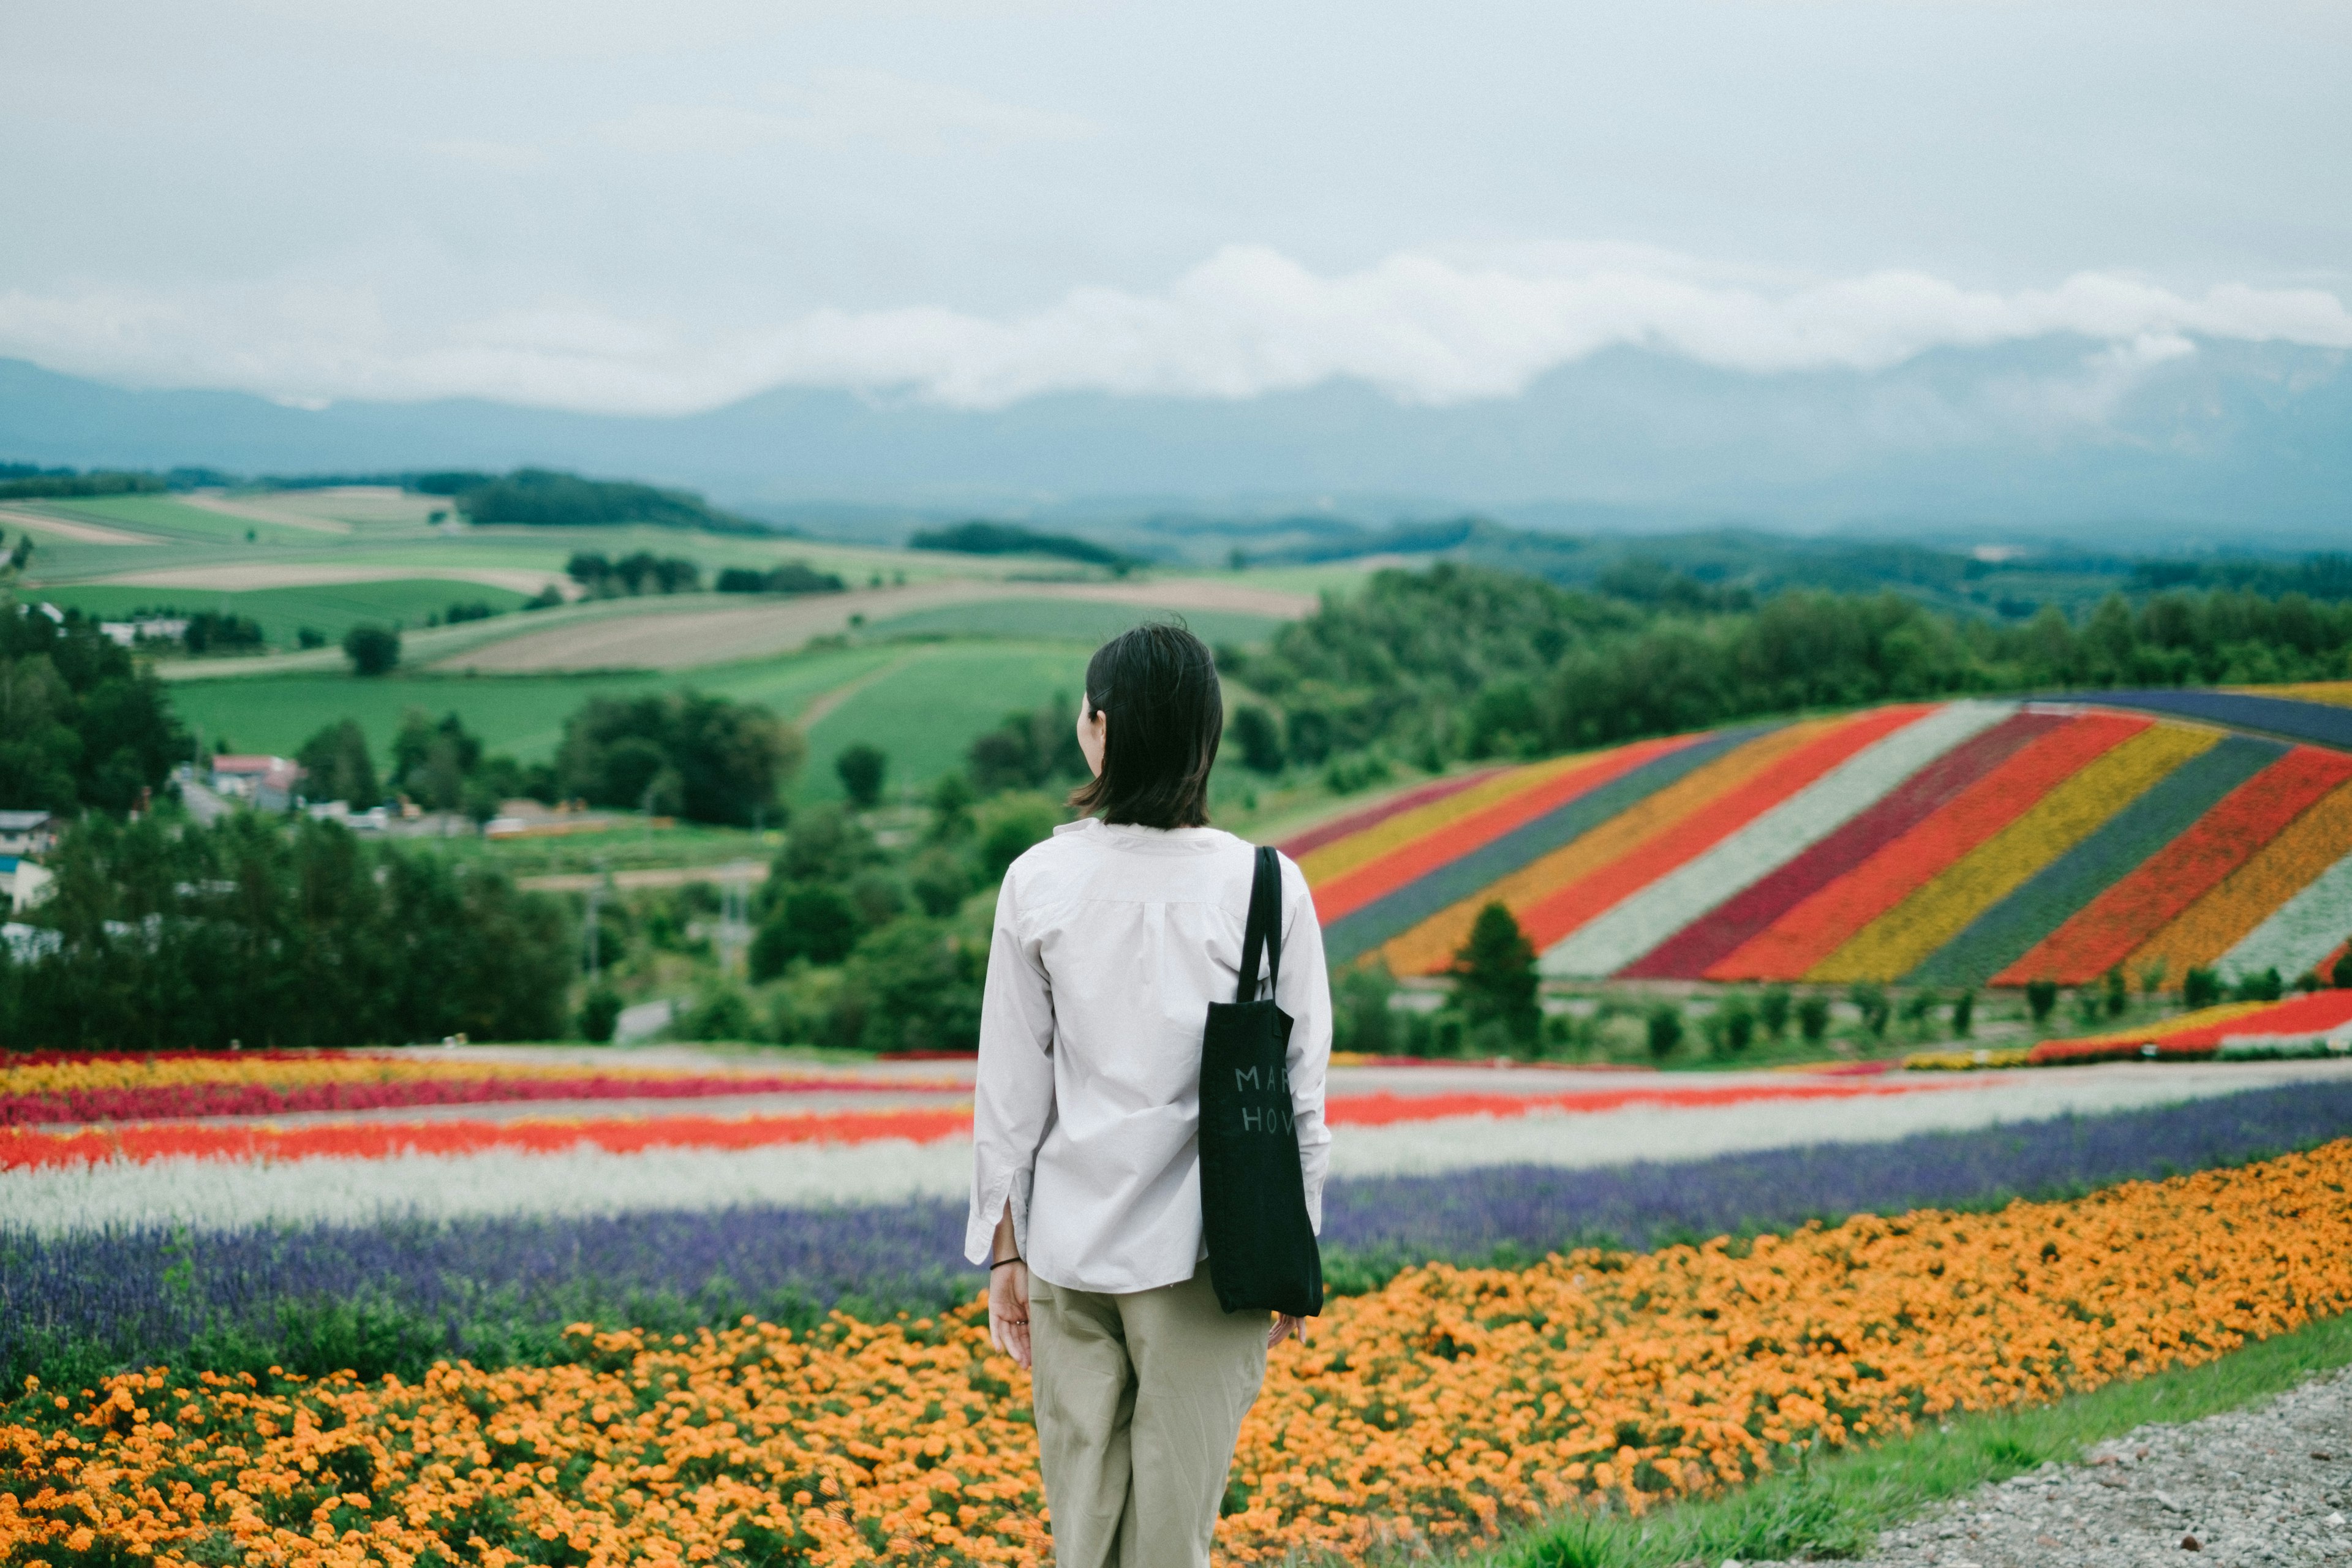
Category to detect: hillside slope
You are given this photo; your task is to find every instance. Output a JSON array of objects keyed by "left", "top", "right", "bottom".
[{"left": 1288, "top": 688, "right": 2352, "bottom": 988}]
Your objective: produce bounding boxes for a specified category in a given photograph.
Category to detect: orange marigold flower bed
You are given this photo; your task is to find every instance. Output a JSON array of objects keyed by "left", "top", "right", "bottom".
[{"left": 9, "top": 1142, "right": 2352, "bottom": 1566}]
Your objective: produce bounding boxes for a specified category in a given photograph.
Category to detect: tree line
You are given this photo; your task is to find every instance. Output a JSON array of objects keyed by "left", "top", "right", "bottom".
[
  {"left": 0, "top": 813, "right": 573, "bottom": 1049},
  {"left": 1216, "top": 564, "right": 2352, "bottom": 775}
]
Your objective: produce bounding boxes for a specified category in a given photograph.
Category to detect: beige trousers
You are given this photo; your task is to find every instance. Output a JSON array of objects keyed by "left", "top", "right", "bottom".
[{"left": 1029, "top": 1268, "right": 1268, "bottom": 1568}]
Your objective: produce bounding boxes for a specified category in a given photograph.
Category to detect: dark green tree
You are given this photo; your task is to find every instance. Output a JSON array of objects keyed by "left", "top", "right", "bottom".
[
  {"left": 0, "top": 600, "right": 185, "bottom": 814},
  {"left": 1449, "top": 902, "right": 1540, "bottom": 1047},
  {"left": 1229, "top": 706, "right": 1286, "bottom": 774},
  {"left": 2027, "top": 977, "right": 2061, "bottom": 1023},
  {"left": 296, "top": 718, "right": 381, "bottom": 807},
  {"left": 835, "top": 743, "right": 888, "bottom": 808},
  {"left": 557, "top": 692, "right": 803, "bottom": 826},
  {"left": 342, "top": 624, "right": 401, "bottom": 676}
]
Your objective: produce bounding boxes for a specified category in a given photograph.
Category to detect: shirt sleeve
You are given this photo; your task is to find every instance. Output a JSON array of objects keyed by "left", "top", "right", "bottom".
[
  {"left": 1273, "top": 851, "right": 1334, "bottom": 1233},
  {"left": 965, "top": 866, "right": 1057, "bottom": 1267}
]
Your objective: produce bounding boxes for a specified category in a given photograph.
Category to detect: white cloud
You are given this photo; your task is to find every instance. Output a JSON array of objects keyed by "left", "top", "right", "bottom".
[{"left": 2, "top": 245, "right": 2348, "bottom": 416}]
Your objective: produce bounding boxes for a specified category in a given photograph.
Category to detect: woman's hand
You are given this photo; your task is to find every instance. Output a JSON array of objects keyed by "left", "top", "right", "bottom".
[
  {"left": 1268, "top": 1313, "right": 1310, "bottom": 1349},
  {"left": 988, "top": 1260, "right": 1032, "bottom": 1371}
]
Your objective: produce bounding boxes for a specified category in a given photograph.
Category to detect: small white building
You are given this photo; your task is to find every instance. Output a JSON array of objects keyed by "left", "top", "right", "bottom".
[
  {"left": 0, "top": 809, "right": 54, "bottom": 858},
  {"left": 98, "top": 617, "right": 189, "bottom": 648},
  {"left": 0, "top": 855, "right": 53, "bottom": 914},
  {"left": 211, "top": 755, "right": 304, "bottom": 811}
]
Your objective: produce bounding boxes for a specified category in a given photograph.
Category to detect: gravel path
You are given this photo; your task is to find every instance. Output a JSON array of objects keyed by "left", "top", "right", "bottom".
[{"left": 1762, "top": 1368, "right": 2352, "bottom": 1566}]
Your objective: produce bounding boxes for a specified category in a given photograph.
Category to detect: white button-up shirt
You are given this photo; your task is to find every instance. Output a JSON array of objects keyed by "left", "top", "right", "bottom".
[{"left": 965, "top": 818, "right": 1333, "bottom": 1295}]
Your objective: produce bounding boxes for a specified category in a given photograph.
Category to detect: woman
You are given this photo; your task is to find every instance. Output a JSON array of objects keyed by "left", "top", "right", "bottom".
[{"left": 965, "top": 623, "right": 1332, "bottom": 1568}]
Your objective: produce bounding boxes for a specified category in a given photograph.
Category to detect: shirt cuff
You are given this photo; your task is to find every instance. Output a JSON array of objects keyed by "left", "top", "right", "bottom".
[{"left": 964, "top": 1169, "right": 1033, "bottom": 1267}]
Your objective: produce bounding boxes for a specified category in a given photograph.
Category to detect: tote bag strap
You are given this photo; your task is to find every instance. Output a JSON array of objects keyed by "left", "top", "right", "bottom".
[{"left": 1234, "top": 845, "right": 1284, "bottom": 1003}]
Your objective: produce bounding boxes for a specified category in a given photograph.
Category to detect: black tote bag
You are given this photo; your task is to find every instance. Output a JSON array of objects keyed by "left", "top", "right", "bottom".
[{"left": 1198, "top": 845, "right": 1324, "bottom": 1317}]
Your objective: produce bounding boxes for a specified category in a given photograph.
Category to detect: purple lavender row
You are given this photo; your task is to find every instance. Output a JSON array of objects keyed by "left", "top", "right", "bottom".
[{"left": 5, "top": 1080, "right": 2350, "bottom": 1384}]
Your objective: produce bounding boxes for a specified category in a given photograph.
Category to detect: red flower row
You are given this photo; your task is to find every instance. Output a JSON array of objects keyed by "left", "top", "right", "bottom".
[{"left": 0, "top": 1071, "right": 957, "bottom": 1128}]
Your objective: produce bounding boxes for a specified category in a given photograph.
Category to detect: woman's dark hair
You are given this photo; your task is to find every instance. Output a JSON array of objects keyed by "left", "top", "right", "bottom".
[{"left": 1068, "top": 623, "right": 1222, "bottom": 828}]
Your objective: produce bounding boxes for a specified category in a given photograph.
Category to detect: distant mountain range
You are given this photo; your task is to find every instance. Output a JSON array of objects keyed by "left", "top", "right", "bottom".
[{"left": 3, "top": 335, "right": 2346, "bottom": 551}]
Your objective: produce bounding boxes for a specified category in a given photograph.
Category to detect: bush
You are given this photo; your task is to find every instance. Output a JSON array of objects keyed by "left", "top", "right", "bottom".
[
  {"left": 2335, "top": 949, "right": 2352, "bottom": 989},
  {"left": 1796, "top": 995, "right": 1830, "bottom": 1042},
  {"left": 2027, "top": 977, "right": 2061, "bottom": 1023},
  {"left": 1758, "top": 986, "right": 1791, "bottom": 1040},
  {"left": 834, "top": 744, "right": 888, "bottom": 809},
  {"left": 579, "top": 985, "right": 623, "bottom": 1043},
  {"left": 2181, "top": 967, "right": 2223, "bottom": 1009},
  {"left": 1711, "top": 993, "right": 1755, "bottom": 1056},
  {"left": 2232, "top": 966, "right": 2284, "bottom": 1003},
  {"left": 1847, "top": 981, "right": 1890, "bottom": 1038},
  {"left": 750, "top": 884, "right": 862, "bottom": 976},
  {"left": 829, "top": 916, "right": 986, "bottom": 1054},
  {"left": 679, "top": 987, "right": 760, "bottom": 1042},
  {"left": 1952, "top": 990, "right": 1975, "bottom": 1038},
  {"left": 2103, "top": 966, "right": 2128, "bottom": 1017},
  {"left": 1229, "top": 706, "right": 1286, "bottom": 774},
  {"left": 1644, "top": 1003, "right": 1683, "bottom": 1060},
  {"left": 342, "top": 623, "right": 401, "bottom": 676},
  {"left": 1332, "top": 961, "right": 1398, "bottom": 1056},
  {"left": 974, "top": 794, "right": 1063, "bottom": 884}
]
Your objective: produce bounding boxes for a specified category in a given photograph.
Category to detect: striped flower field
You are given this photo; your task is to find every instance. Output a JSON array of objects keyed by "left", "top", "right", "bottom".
[{"left": 1289, "top": 693, "right": 2352, "bottom": 987}]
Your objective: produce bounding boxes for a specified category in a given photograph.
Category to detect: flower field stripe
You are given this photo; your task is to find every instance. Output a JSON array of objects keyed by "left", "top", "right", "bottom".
[
  {"left": 2071, "top": 687, "right": 2352, "bottom": 751},
  {"left": 1706, "top": 712, "right": 2146, "bottom": 982},
  {"left": 1331, "top": 726, "right": 1770, "bottom": 971},
  {"left": 2147, "top": 782, "right": 2352, "bottom": 982},
  {"left": 2027, "top": 994, "right": 2352, "bottom": 1067},
  {"left": 1322, "top": 1078, "right": 1970, "bottom": 1130},
  {"left": 1554, "top": 701, "right": 2011, "bottom": 979},
  {"left": 0, "top": 1106, "right": 978, "bottom": 1174},
  {"left": 0, "top": 1050, "right": 940, "bottom": 1097},
  {"left": 1911, "top": 733, "right": 2285, "bottom": 988},
  {"left": 1667, "top": 708, "right": 2067, "bottom": 981},
  {"left": 1280, "top": 767, "right": 1510, "bottom": 865},
  {"left": 2244, "top": 681, "right": 2352, "bottom": 710},
  {"left": 2, "top": 1140, "right": 984, "bottom": 1236},
  {"left": 16, "top": 1147, "right": 2352, "bottom": 1564},
  {"left": 1809, "top": 720, "right": 2216, "bottom": 984},
  {"left": 0, "top": 1069, "right": 967, "bottom": 1127},
  {"left": 1439, "top": 719, "right": 1844, "bottom": 963},
  {"left": 1311, "top": 735, "right": 1701, "bottom": 926},
  {"left": 1994, "top": 744, "right": 2352, "bottom": 987}
]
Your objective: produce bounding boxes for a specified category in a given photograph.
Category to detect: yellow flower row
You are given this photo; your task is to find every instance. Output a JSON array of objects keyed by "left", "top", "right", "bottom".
[
  {"left": 0, "top": 1054, "right": 811, "bottom": 1096},
  {"left": 2130, "top": 780, "right": 2352, "bottom": 981},
  {"left": 9, "top": 1140, "right": 2351, "bottom": 1566},
  {"left": 1901, "top": 1047, "right": 2032, "bottom": 1071},
  {"left": 1812, "top": 723, "right": 2216, "bottom": 982}
]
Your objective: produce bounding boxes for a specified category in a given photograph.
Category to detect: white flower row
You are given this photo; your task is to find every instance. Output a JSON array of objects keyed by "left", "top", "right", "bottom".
[
  {"left": 9, "top": 1058, "right": 2347, "bottom": 1236},
  {"left": 2220, "top": 848, "right": 2352, "bottom": 981},
  {"left": 1540, "top": 702, "right": 2016, "bottom": 977}
]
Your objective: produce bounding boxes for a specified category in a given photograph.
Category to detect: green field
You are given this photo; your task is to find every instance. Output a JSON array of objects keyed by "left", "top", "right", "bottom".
[
  {"left": 42, "top": 494, "right": 336, "bottom": 546},
  {"left": 164, "top": 642, "right": 909, "bottom": 768},
  {"left": 37, "top": 579, "right": 533, "bottom": 645},
  {"left": 857, "top": 596, "right": 1282, "bottom": 647},
  {"left": 796, "top": 641, "right": 1093, "bottom": 804}
]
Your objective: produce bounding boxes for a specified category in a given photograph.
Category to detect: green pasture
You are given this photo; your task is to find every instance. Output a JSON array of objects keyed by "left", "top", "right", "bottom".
[
  {"left": 164, "top": 643, "right": 905, "bottom": 766},
  {"left": 37, "top": 579, "right": 533, "bottom": 647},
  {"left": 796, "top": 640, "right": 1091, "bottom": 805},
  {"left": 858, "top": 595, "right": 1282, "bottom": 647},
  {"left": 41, "top": 494, "right": 331, "bottom": 546}
]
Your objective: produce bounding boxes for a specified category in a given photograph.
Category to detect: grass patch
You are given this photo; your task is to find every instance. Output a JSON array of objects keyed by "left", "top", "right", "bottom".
[
  {"left": 794, "top": 640, "right": 1094, "bottom": 804},
  {"left": 1472, "top": 1308, "right": 2352, "bottom": 1568}
]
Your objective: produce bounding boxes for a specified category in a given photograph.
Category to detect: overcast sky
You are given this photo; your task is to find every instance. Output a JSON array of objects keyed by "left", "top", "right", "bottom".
[{"left": 4, "top": 0, "right": 2348, "bottom": 415}]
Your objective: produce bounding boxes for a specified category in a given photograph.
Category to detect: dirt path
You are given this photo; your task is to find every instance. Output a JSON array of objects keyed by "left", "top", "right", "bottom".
[
  {"left": 795, "top": 645, "right": 930, "bottom": 729},
  {"left": 516, "top": 859, "right": 766, "bottom": 893}
]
